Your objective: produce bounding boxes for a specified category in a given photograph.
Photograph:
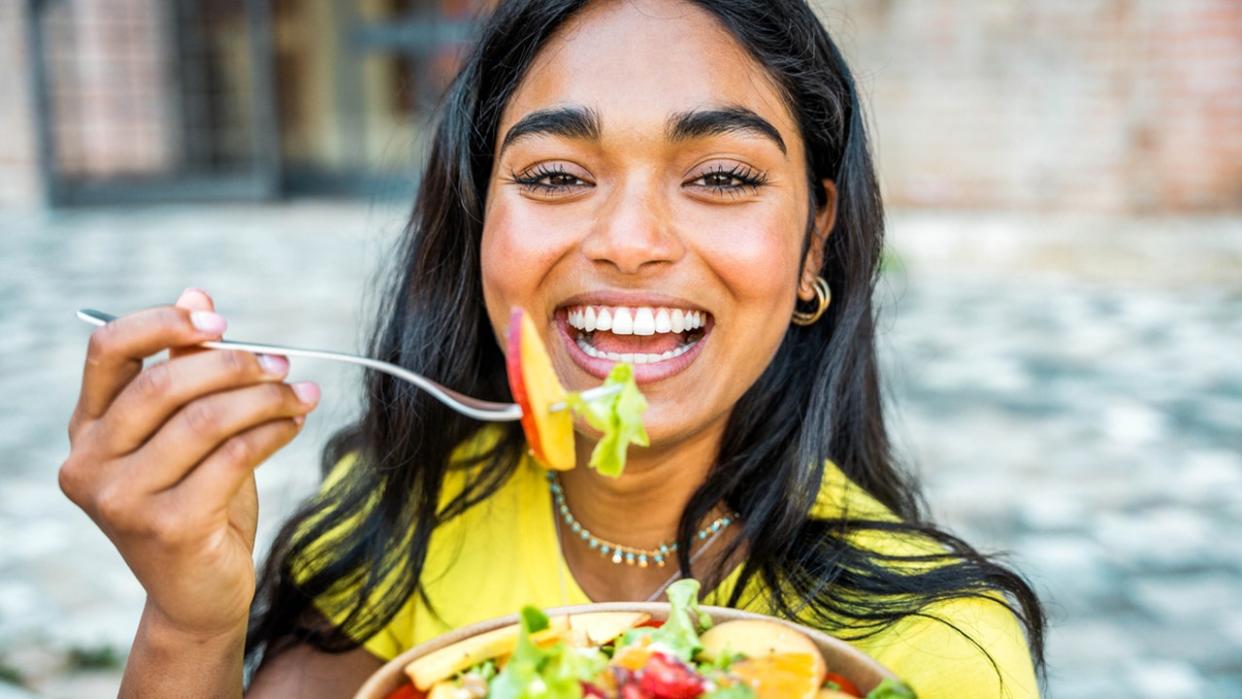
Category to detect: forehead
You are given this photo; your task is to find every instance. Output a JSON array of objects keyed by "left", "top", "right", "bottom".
[{"left": 497, "top": 0, "right": 798, "bottom": 147}]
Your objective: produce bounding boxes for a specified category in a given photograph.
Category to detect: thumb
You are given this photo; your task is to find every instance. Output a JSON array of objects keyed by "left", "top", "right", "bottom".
[{"left": 170, "top": 287, "right": 218, "bottom": 360}]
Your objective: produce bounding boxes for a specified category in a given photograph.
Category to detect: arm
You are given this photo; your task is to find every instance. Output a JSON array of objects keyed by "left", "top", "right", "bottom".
[
  {"left": 120, "top": 603, "right": 384, "bottom": 699},
  {"left": 119, "top": 602, "right": 247, "bottom": 699},
  {"left": 247, "top": 639, "right": 385, "bottom": 698}
]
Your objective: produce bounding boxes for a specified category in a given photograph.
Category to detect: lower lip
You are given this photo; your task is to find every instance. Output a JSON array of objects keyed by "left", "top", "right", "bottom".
[{"left": 556, "top": 315, "right": 711, "bottom": 383}]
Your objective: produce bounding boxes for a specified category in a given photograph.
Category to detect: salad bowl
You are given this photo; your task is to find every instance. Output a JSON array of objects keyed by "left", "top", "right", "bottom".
[{"left": 354, "top": 602, "right": 899, "bottom": 699}]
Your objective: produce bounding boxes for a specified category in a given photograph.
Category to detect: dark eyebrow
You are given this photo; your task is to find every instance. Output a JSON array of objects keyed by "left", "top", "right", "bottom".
[
  {"left": 500, "top": 106, "right": 602, "bottom": 153},
  {"left": 667, "top": 106, "right": 787, "bottom": 155}
]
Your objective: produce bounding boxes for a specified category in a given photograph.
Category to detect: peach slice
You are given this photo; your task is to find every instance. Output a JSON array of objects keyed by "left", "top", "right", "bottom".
[
  {"left": 506, "top": 308, "right": 575, "bottom": 471},
  {"left": 699, "top": 619, "right": 827, "bottom": 683}
]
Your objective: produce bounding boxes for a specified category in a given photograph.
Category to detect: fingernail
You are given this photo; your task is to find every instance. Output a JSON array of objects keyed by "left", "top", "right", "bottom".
[
  {"left": 258, "top": 354, "right": 289, "bottom": 376},
  {"left": 294, "top": 415, "right": 306, "bottom": 426},
  {"left": 177, "top": 287, "right": 208, "bottom": 306},
  {"left": 292, "top": 382, "right": 320, "bottom": 405},
  {"left": 190, "top": 311, "right": 226, "bottom": 334}
]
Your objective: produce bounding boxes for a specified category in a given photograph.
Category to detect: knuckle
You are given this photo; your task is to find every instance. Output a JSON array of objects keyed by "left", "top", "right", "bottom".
[
  {"left": 85, "top": 325, "right": 115, "bottom": 363},
  {"left": 148, "top": 509, "right": 187, "bottom": 548},
  {"left": 183, "top": 399, "right": 220, "bottom": 436},
  {"left": 94, "top": 485, "right": 133, "bottom": 526},
  {"left": 136, "top": 362, "right": 173, "bottom": 398},
  {"left": 57, "top": 460, "right": 82, "bottom": 502},
  {"left": 221, "top": 434, "right": 254, "bottom": 467},
  {"left": 162, "top": 305, "right": 191, "bottom": 330},
  {"left": 221, "top": 350, "right": 252, "bottom": 378},
  {"left": 265, "top": 382, "right": 291, "bottom": 408}
]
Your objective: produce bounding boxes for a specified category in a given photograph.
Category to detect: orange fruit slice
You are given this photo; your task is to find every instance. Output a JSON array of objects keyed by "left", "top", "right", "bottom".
[
  {"left": 730, "top": 652, "right": 821, "bottom": 699},
  {"left": 700, "top": 619, "right": 827, "bottom": 682}
]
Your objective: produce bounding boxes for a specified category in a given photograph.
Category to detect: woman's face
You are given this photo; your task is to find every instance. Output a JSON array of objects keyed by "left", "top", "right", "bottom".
[{"left": 482, "top": 0, "right": 833, "bottom": 451}]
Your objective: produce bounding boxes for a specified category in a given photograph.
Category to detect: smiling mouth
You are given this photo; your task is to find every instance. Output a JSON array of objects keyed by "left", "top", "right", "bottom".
[{"left": 561, "top": 304, "right": 711, "bottom": 364}]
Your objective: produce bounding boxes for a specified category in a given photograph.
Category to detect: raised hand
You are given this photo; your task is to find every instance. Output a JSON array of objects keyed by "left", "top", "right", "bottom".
[{"left": 59, "top": 288, "right": 319, "bottom": 641}]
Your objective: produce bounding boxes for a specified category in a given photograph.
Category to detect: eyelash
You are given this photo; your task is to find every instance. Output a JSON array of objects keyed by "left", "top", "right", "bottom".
[
  {"left": 693, "top": 163, "right": 768, "bottom": 197},
  {"left": 510, "top": 164, "right": 586, "bottom": 195},
  {"left": 508, "top": 163, "right": 768, "bottom": 197}
]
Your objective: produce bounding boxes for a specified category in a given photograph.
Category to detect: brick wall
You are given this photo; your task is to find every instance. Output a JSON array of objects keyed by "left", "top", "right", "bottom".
[{"left": 820, "top": 0, "right": 1242, "bottom": 212}]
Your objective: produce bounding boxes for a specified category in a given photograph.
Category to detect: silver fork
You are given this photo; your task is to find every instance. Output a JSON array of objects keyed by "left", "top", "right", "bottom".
[{"left": 76, "top": 309, "right": 619, "bottom": 422}]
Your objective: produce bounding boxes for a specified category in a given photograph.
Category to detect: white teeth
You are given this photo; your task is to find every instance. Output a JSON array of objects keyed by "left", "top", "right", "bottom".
[
  {"left": 576, "top": 334, "right": 697, "bottom": 363},
  {"left": 671, "top": 309, "right": 685, "bottom": 333},
  {"left": 632, "top": 307, "right": 655, "bottom": 335},
  {"left": 655, "top": 308, "right": 671, "bottom": 333},
  {"left": 566, "top": 305, "right": 707, "bottom": 334},
  {"left": 611, "top": 307, "right": 634, "bottom": 335}
]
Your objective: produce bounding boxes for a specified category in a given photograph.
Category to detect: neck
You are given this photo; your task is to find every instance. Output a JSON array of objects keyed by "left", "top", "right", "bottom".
[{"left": 557, "top": 417, "right": 726, "bottom": 553}]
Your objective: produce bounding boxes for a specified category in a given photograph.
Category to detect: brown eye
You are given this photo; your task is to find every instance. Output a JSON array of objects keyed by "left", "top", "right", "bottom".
[
  {"left": 690, "top": 164, "right": 768, "bottom": 196},
  {"left": 700, "top": 172, "right": 744, "bottom": 188},
  {"left": 545, "top": 172, "right": 584, "bottom": 187},
  {"left": 511, "top": 164, "right": 592, "bottom": 195}
]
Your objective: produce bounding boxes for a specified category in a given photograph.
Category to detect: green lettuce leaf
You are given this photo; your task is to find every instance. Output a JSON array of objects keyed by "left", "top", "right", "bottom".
[
  {"left": 621, "top": 578, "right": 709, "bottom": 663},
  {"left": 565, "top": 363, "right": 649, "bottom": 478},
  {"left": 865, "top": 678, "right": 918, "bottom": 698},
  {"left": 488, "top": 607, "right": 607, "bottom": 699}
]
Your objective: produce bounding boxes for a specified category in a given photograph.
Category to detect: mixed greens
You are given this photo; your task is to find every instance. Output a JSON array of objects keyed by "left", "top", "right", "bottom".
[{"left": 398, "top": 579, "right": 916, "bottom": 699}]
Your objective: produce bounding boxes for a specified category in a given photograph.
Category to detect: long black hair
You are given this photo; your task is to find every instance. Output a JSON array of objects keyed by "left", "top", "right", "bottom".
[{"left": 246, "top": 0, "right": 1045, "bottom": 685}]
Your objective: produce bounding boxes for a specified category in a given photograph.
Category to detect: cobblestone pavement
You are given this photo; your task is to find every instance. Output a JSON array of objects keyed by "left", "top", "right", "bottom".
[{"left": 1, "top": 203, "right": 1239, "bottom": 697}]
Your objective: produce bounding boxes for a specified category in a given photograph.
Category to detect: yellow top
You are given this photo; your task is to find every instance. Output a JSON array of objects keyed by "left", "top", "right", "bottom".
[{"left": 307, "top": 435, "right": 1039, "bottom": 698}]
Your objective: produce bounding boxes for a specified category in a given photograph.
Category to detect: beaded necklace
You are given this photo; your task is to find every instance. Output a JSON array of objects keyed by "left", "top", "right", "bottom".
[{"left": 546, "top": 471, "right": 736, "bottom": 568}]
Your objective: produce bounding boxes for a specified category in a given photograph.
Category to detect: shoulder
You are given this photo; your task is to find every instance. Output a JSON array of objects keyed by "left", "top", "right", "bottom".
[
  {"left": 858, "top": 595, "right": 1040, "bottom": 698},
  {"left": 810, "top": 461, "right": 1041, "bottom": 696}
]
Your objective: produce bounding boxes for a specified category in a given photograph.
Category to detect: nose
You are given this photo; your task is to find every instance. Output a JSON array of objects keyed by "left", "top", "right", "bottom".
[{"left": 581, "top": 177, "right": 684, "bottom": 275}]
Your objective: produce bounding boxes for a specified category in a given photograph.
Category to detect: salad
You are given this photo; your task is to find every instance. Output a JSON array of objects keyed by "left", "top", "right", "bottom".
[{"left": 383, "top": 580, "right": 915, "bottom": 699}]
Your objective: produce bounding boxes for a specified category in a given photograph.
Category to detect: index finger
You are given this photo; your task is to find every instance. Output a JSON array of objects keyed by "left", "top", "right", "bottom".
[{"left": 76, "top": 305, "right": 228, "bottom": 420}]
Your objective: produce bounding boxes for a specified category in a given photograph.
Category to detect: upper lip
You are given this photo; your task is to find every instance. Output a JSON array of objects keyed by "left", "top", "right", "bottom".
[{"left": 555, "top": 290, "right": 711, "bottom": 315}]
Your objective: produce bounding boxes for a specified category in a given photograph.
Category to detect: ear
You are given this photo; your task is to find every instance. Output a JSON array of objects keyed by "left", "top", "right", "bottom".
[{"left": 798, "top": 179, "right": 838, "bottom": 302}]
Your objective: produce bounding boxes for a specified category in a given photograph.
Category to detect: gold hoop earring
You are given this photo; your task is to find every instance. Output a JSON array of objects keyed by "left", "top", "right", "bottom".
[{"left": 791, "top": 275, "right": 831, "bottom": 326}]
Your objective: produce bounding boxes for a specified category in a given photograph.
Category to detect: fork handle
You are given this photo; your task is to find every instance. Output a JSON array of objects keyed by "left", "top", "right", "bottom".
[
  {"left": 75, "top": 309, "right": 618, "bottom": 422},
  {"left": 76, "top": 309, "right": 523, "bottom": 421}
]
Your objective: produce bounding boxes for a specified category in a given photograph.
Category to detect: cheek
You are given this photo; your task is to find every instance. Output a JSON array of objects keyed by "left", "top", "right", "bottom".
[
  {"left": 683, "top": 203, "right": 803, "bottom": 312},
  {"left": 480, "top": 199, "right": 575, "bottom": 318}
]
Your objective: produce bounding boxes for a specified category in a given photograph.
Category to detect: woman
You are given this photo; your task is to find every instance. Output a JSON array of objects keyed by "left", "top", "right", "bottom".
[{"left": 59, "top": 1, "right": 1045, "bottom": 696}]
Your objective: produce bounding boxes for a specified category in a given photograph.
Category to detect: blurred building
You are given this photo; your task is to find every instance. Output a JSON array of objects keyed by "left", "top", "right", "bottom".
[
  {"left": 2, "top": 0, "right": 1240, "bottom": 211},
  {"left": 1, "top": 0, "right": 489, "bottom": 207},
  {"left": 830, "top": 0, "right": 1242, "bottom": 213}
]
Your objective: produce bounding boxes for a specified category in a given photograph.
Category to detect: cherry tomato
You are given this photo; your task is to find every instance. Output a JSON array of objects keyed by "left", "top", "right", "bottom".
[
  {"left": 639, "top": 652, "right": 706, "bottom": 699},
  {"left": 823, "top": 672, "right": 862, "bottom": 697},
  {"left": 384, "top": 683, "right": 425, "bottom": 699}
]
